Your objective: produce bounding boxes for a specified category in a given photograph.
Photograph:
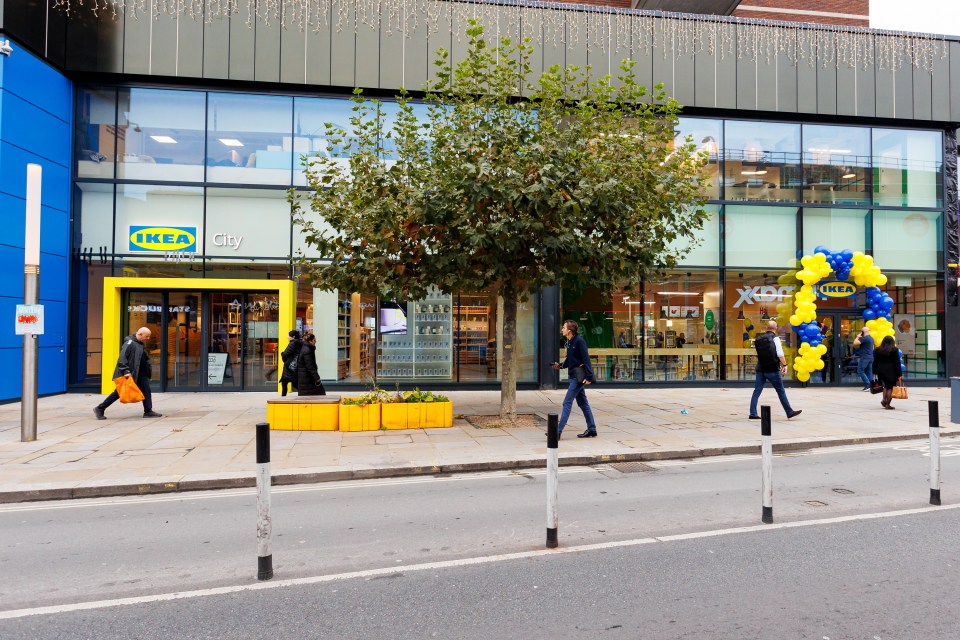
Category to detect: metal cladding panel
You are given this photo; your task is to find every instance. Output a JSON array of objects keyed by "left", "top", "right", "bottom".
[
  {"left": 875, "top": 68, "right": 895, "bottom": 119},
  {"left": 631, "top": 19, "right": 654, "bottom": 104},
  {"left": 756, "top": 56, "right": 778, "bottom": 112},
  {"left": 609, "top": 17, "right": 632, "bottom": 91},
  {"left": 178, "top": 12, "right": 204, "bottom": 78},
  {"left": 894, "top": 51, "right": 914, "bottom": 119},
  {"left": 776, "top": 42, "right": 798, "bottom": 113},
  {"left": 448, "top": 15, "right": 472, "bottom": 75},
  {"left": 202, "top": 12, "right": 230, "bottom": 79},
  {"left": 693, "top": 34, "right": 717, "bottom": 108},
  {"left": 673, "top": 42, "right": 695, "bottom": 107},
  {"left": 815, "top": 59, "right": 837, "bottom": 115},
  {"left": 426, "top": 2, "right": 451, "bottom": 90},
  {"left": 229, "top": 13, "right": 256, "bottom": 81},
  {"left": 280, "top": 22, "right": 307, "bottom": 85},
  {"left": 329, "top": 2, "right": 357, "bottom": 89},
  {"left": 355, "top": 9, "right": 380, "bottom": 88},
  {"left": 952, "top": 42, "right": 960, "bottom": 122},
  {"left": 931, "top": 45, "right": 951, "bottom": 122},
  {"left": 255, "top": 16, "right": 282, "bottom": 83},
  {"left": 305, "top": 12, "right": 332, "bottom": 87},
  {"left": 913, "top": 53, "right": 933, "bottom": 121},
  {"left": 65, "top": 10, "right": 123, "bottom": 73},
  {"left": 151, "top": 15, "right": 179, "bottom": 77},
  {"left": 379, "top": 21, "right": 405, "bottom": 91},
  {"left": 566, "top": 13, "right": 588, "bottom": 73},
  {"left": 520, "top": 8, "right": 545, "bottom": 86},
  {"left": 121, "top": 10, "right": 150, "bottom": 75},
  {"left": 836, "top": 62, "right": 857, "bottom": 117},
  {"left": 736, "top": 55, "right": 757, "bottom": 112},
  {"left": 714, "top": 24, "right": 736, "bottom": 109},
  {"left": 796, "top": 52, "right": 817, "bottom": 114},
  {"left": 856, "top": 57, "right": 876, "bottom": 118},
  {"left": 651, "top": 19, "right": 674, "bottom": 100}
]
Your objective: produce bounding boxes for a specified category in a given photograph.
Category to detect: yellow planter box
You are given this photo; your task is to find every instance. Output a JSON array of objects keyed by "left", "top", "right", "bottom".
[
  {"left": 339, "top": 403, "right": 381, "bottom": 432},
  {"left": 380, "top": 403, "right": 409, "bottom": 430},
  {"left": 267, "top": 399, "right": 339, "bottom": 431},
  {"left": 422, "top": 401, "right": 453, "bottom": 428}
]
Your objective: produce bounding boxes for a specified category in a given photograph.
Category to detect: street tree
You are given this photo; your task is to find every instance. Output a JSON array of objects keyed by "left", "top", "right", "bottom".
[{"left": 293, "top": 22, "right": 709, "bottom": 420}]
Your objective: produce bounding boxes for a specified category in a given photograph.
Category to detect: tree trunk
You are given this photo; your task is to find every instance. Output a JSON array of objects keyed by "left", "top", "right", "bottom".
[{"left": 500, "top": 281, "right": 518, "bottom": 421}]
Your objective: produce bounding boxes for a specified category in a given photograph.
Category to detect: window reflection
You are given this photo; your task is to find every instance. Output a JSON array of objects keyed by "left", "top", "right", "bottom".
[
  {"left": 118, "top": 89, "right": 206, "bottom": 182},
  {"left": 207, "top": 93, "right": 293, "bottom": 185},
  {"left": 644, "top": 272, "right": 720, "bottom": 381},
  {"left": 724, "top": 271, "right": 797, "bottom": 382},
  {"left": 675, "top": 117, "right": 721, "bottom": 200},
  {"left": 873, "top": 128, "right": 943, "bottom": 208},
  {"left": 293, "top": 97, "right": 356, "bottom": 186},
  {"left": 802, "top": 125, "right": 870, "bottom": 204},
  {"left": 76, "top": 87, "right": 116, "bottom": 179},
  {"left": 724, "top": 121, "right": 801, "bottom": 202}
]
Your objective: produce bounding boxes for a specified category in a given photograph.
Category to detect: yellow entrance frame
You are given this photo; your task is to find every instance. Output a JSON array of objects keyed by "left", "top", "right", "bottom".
[{"left": 101, "top": 277, "right": 297, "bottom": 395}]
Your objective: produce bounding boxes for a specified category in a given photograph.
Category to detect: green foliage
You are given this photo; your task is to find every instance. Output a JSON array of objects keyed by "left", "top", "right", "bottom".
[
  {"left": 401, "top": 388, "right": 449, "bottom": 404},
  {"left": 340, "top": 387, "right": 390, "bottom": 406}
]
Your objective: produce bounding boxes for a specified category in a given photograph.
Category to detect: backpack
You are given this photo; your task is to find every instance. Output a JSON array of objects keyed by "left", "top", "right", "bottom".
[{"left": 754, "top": 332, "right": 780, "bottom": 373}]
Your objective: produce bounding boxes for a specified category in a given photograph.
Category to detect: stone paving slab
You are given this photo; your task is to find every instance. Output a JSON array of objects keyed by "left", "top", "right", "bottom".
[{"left": 0, "top": 385, "right": 956, "bottom": 502}]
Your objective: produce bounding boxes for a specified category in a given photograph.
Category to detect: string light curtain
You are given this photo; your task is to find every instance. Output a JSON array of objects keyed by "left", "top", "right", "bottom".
[{"left": 53, "top": 0, "right": 948, "bottom": 73}]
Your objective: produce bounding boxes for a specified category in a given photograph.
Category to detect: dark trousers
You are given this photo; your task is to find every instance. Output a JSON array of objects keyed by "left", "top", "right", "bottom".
[
  {"left": 749, "top": 369, "right": 795, "bottom": 417},
  {"left": 280, "top": 381, "right": 294, "bottom": 396},
  {"left": 98, "top": 374, "right": 153, "bottom": 413}
]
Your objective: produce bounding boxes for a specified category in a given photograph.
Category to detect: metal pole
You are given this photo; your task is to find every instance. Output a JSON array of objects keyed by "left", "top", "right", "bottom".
[
  {"left": 256, "top": 422, "right": 273, "bottom": 580},
  {"left": 761, "top": 405, "right": 773, "bottom": 524},
  {"left": 929, "top": 401, "right": 941, "bottom": 506},
  {"left": 546, "top": 412, "right": 559, "bottom": 548},
  {"left": 21, "top": 164, "right": 41, "bottom": 443}
]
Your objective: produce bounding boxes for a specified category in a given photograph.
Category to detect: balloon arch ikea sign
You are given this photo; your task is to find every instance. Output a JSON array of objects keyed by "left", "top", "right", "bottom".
[{"left": 776, "top": 246, "right": 896, "bottom": 383}]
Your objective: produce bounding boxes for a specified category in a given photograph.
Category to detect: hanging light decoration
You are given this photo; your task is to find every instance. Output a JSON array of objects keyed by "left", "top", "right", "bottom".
[{"left": 51, "top": 0, "right": 949, "bottom": 74}]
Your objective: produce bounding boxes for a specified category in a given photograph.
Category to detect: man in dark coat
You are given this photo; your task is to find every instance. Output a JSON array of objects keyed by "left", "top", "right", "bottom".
[
  {"left": 279, "top": 330, "right": 302, "bottom": 396},
  {"left": 94, "top": 326, "right": 162, "bottom": 419}
]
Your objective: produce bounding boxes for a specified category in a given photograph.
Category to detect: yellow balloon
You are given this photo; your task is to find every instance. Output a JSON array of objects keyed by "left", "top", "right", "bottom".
[
  {"left": 817, "top": 344, "right": 827, "bottom": 355},
  {"left": 877, "top": 274, "right": 888, "bottom": 286},
  {"left": 797, "top": 371, "right": 810, "bottom": 382},
  {"left": 790, "top": 315, "right": 801, "bottom": 326},
  {"left": 814, "top": 360, "right": 824, "bottom": 370}
]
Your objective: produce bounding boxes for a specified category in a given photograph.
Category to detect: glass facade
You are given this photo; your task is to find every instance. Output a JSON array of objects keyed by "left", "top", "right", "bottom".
[{"left": 71, "top": 85, "right": 949, "bottom": 387}]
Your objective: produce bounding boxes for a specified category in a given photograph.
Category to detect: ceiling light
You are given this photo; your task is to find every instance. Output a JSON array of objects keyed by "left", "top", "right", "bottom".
[
  {"left": 219, "top": 138, "right": 244, "bottom": 147},
  {"left": 150, "top": 135, "right": 177, "bottom": 144},
  {"left": 842, "top": 172, "right": 856, "bottom": 179},
  {"left": 655, "top": 291, "right": 700, "bottom": 296},
  {"left": 741, "top": 170, "right": 768, "bottom": 175}
]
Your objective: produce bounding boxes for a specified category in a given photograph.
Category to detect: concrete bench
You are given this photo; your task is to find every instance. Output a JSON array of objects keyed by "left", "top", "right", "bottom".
[{"left": 266, "top": 395, "right": 341, "bottom": 431}]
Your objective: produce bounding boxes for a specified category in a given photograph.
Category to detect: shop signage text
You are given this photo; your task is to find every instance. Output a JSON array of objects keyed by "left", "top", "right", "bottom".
[
  {"left": 15, "top": 304, "right": 44, "bottom": 335},
  {"left": 733, "top": 285, "right": 796, "bottom": 308},
  {"left": 816, "top": 282, "right": 857, "bottom": 298},
  {"left": 129, "top": 226, "right": 197, "bottom": 252},
  {"left": 212, "top": 233, "right": 243, "bottom": 250}
]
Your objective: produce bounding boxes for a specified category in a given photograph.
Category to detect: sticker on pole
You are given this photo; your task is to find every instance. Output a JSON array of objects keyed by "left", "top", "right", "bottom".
[{"left": 16, "top": 304, "right": 44, "bottom": 335}]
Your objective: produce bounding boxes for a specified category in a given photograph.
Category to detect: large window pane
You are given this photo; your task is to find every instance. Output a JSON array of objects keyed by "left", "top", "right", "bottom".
[
  {"left": 645, "top": 272, "right": 720, "bottom": 381},
  {"left": 873, "top": 209, "right": 942, "bottom": 270},
  {"left": 114, "top": 184, "right": 204, "bottom": 257},
  {"left": 802, "top": 207, "right": 869, "bottom": 256},
  {"left": 724, "top": 121, "right": 801, "bottom": 202},
  {"left": 293, "top": 96, "right": 355, "bottom": 186},
  {"left": 671, "top": 205, "right": 720, "bottom": 266},
  {"left": 77, "top": 182, "right": 115, "bottom": 254},
  {"left": 878, "top": 273, "right": 945, "bottom": 380},
  {"left": 802, "top": 125, "right": 870, "bottom": 205},
  {"left": 724, "top": 271, "right": 797, "bottom": 381},
  {"left": 118, "top": 88, "right": 206, "bottom": 182},
  {"left": 873, "top": 128, "right": 943, "bottom": 208},
  {"left": 675, "top": 117, "right": 721, "bottom": 200},
  {"left": 725, "top": 205, "right": 798, "bottom": 268},
  {"left": 456, "top": 289, "right": 538, "bottom": 383},
  {"left": 75, "top": 87, "right": 116, "bottom": 179},
  {"left": 207, "top": 93, "right": 293, "bottom": 185},
  {"left": 206, "top": 188, "right": 291, "bottom": 258}
]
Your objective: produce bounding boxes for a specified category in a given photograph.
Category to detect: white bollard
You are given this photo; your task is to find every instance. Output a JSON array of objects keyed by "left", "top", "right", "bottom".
[
  {"left": 929, "top": 401, "right": 941, "bottom": 506},
  {"left": 761, "top": 405, "right": 773, "bottom": 524},
  {"left": 256, "top": 422, "right": 273, "bottom": 580},
  {"left": 546, "top": 413, "right": 559, "bottom": 548}
]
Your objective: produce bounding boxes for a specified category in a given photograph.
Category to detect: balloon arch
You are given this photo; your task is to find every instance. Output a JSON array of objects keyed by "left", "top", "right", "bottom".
[{"left": 775, "top": 246, "right": 896, "bottom": 383}]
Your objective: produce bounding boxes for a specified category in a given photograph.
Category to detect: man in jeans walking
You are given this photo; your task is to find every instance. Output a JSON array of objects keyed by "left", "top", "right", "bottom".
[
  {"left": 749, "top": 320, "right": 801, "bottom": 420},
  {"left": 853, "top": 326, "right": 875, "bottom": 391}
]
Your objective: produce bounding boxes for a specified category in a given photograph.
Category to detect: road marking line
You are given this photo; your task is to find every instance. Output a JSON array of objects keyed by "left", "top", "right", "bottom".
[{"left": 2, "top": 502, "right": 958, "bottom": 620}]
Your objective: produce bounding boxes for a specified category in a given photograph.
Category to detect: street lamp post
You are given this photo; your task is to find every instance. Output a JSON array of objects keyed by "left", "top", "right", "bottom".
[{"left": 21, "top": 163, "right": 42, "bottom": 442}]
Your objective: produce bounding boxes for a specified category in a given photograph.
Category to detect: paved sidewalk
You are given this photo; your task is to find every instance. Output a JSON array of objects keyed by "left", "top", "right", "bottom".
[{"left": 0, "top": 385, "right": 956, "bottom": 502}]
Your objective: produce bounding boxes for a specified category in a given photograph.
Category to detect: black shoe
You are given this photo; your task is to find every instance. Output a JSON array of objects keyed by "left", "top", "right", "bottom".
[
  {"left": 748, "top": 415, "right": 761, "bottom": 420},
  {"left": 788, "top": 410, "right": 802, "bottom": 419},
  {"left": 861, "top": 387, "right": 870, "bottom": 391},
  {"left": 576, "top": 429, "right": 597, "bottom": 438},
  {"left": 143, "top": 411, "right": 163, "bottom": 418},
  {"left": 93, "top": 407, "right": 106, "bottom": 420}
]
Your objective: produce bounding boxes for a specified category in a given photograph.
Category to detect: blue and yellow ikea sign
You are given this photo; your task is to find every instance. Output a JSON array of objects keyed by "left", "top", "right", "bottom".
[
  {"left": 129, "top": 226, "right": 197, "bottom": 252},
  {"left": 816, "top": 281, "right": 857, "bottom": 299}
]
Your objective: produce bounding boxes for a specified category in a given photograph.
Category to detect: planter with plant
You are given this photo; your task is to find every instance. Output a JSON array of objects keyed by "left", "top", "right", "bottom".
[{"left": 339, "top": 388, "right": 389, "bottom": 431}]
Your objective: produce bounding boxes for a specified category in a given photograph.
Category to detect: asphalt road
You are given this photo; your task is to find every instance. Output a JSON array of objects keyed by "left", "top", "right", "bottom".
[{"left": 1, "top": 438, "right": 958, "bottom": 638}]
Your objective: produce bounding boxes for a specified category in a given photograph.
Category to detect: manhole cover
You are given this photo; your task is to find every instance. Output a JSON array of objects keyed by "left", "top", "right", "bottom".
[
  {"left": 804, "top": 500, "right": 828, "bottom": 507},
  {"left": 832, "top": 488, "right": 854, "bottom": 495},
  {"left": 609, "top": 462, "right": 657, "bottom": 473}
]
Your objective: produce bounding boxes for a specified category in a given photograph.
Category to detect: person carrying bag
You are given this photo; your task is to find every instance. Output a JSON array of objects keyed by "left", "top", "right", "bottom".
[{"left": 279, "top": 330, "right": 302, "bottom": 396}]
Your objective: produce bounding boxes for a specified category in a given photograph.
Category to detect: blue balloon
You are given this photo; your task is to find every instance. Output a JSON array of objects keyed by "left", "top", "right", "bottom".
[
  {"left": 841, "top": 250, "right": 854, "bottom": 261},
  {"left": 863, "top": 309, "right": 876, "bottom": 320},
  {"left": 881, "top": 297, "right": 894, "bottom": 310},
  {"left": 901, "top": 363, "right": 907, "bottom": 371},
  {"left": 814, "top": 245, "right": 829, "bottom": 255},
  {"left": 743, "top": 332, "right": 750, "bottom": 341}
]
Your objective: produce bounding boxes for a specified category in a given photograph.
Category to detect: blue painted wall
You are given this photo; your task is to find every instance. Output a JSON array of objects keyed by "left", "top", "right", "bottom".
[{"left": 0, "top": 42, "right": 72, "bottom": 401}]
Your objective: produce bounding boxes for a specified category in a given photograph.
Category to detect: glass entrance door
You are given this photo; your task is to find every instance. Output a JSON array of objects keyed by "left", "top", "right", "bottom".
[
  {"left": 207, "top": 293, "right": 242, "bottom": 389},
  {"left": 809, "top": 312, "right": 866, "bottom": 385},
  {"left": 165, "top": 293, "right": 202, "bottom": 390}
]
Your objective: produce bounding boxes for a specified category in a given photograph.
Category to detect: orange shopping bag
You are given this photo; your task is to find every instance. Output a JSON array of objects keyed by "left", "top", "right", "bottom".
[{"left": 113, "top": 376, "right": 145, "bottom": 404}]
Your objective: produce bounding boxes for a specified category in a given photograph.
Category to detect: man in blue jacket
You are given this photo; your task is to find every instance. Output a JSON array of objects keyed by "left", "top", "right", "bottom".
[{"left": 551, "top": 320, "right": 598, "bottom": 438}]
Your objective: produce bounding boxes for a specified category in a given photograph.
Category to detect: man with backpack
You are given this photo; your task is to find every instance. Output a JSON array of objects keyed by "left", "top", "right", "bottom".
[
  {"left": 279, "top": 330, "right": 302, "bottom": 396},
  {"left": 749, "top": 320, "right": 802, "bottom": 420}
]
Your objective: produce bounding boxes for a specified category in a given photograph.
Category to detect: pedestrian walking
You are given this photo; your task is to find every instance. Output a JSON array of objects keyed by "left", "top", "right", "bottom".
[
  {"left": 749, "top": 320, "right": 801, "bottom": 420},
  {"left": 551, "top": 320, "right": 598, "bottom": 438},
  {"left": 873, "top": 335, "right": 901, "bottom": 410},
  {"left": 94, "top": 326, "right": 162, "bottom": 419},
  {"left": 852, "top": 326, "right": 875, "bottom": 391},
  {"left": 296, "top": 333, "right": 326, "bottom": 396},
  {"left": 279, "top": 330, "right": 302, "bottom": 396}
]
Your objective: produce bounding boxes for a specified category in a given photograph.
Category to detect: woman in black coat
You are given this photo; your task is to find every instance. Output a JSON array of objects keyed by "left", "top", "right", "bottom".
[
  {"left": 872, "top": 335, "right": 901, "bottom": 410},
  {"left": 279, "top": 330, "right": 302, "bottom": 396},
  {"left": 296, "top": 334, "right": 326, "bottom": 396}
]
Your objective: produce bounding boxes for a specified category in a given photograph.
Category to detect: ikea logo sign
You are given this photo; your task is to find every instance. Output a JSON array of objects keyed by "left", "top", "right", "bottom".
[
  {"left": 817, "top": 282, "right": 857, "bottom": 299},
  {"left": 129, "top": 226, "right": 197, "bottom": 252}
]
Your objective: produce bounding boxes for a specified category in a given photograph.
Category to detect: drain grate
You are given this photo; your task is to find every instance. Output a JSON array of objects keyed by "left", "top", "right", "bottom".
[
  {"left": 832, "top": 488, "right": 855, "bottom": 495},
  {"left": 609, "top": 462, "right": 657, "bottom": 473},
  {"left": 804, "top": 500, "right": 828, "bottom": 507}
]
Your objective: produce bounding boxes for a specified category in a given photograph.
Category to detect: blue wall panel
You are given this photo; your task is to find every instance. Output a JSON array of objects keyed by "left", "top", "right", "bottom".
[{"left": 0, "top": 45, "right": 72, "bottom": 402}]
